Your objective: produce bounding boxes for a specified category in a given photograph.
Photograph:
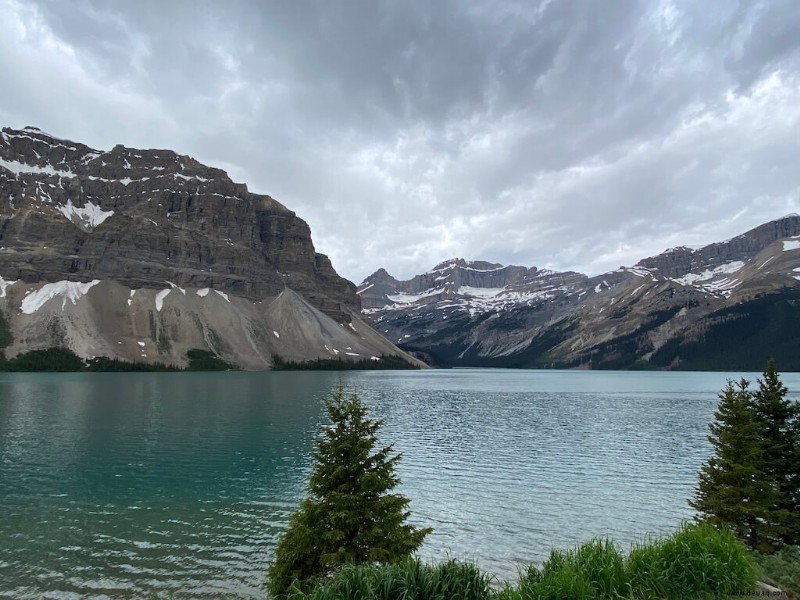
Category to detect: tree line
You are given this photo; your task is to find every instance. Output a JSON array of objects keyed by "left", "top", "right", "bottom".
[{"left": 691, "top": 359, "right": 800, "bottom": 551}]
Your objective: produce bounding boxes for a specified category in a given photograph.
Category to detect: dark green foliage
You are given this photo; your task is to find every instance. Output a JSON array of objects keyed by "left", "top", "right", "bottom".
[
  {"left": 690, "top": 378, "right": 785, "bottom": 552},
  {"left": 289, "top": 524, "right": 757, "bottom": 599},
  {"left": 3, "top": 347, "right": 87, "bottom": 371},
  {"left": 0, "top": 347, "right": 227, "bottom": 371},
  {"left": 85, "top": 356, "right": 180, "bottom": 372},
  {"left": 266, "top": 388, "right": 431, "bottom": 598},
  {"left": 271, "top": 354, "right": 417, "bottom": 371},
  {"left": 516, "top": 538, "right": 628, "bottom": 600},
  {"left": 691, "top": 364, "right": 800, "bottom": 553},
  {"left": 650, "top": 289, "right": 800, "bottom": 371},
  {"left": 626, "top": 523, "right": 758, "bottom": 599},
  {"left": 509, "top": 524, "right": 755, "bottom": 600},
  {"left": 753, "top": 545, "right": 800, "bottom": 595},
  {"left": 186, "top": 349, "right": 235, "bottom": 371},
  {"left": 752, "top": 360, "right": 800, "bottom": 546},
  {"left": 293, "top": 557, "right": 492, "bottom": 600}
]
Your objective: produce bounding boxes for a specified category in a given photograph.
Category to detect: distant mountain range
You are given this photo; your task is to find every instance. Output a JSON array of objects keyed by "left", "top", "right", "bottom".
[
  {"left": 0, "top": 126, "right": 418, "bottom": 369},
  {"left": 358, "top": 216, "right": 800, "bottom": 370}
]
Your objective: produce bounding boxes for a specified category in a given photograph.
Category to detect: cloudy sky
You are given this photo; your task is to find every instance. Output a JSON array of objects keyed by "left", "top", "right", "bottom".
[{"left": 2, "top": 0, "right": 799, "bottom": 283}]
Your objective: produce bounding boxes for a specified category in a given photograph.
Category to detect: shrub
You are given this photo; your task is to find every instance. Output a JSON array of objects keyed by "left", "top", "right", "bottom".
[
  {"left": 286, "top": 557, "right": 492, "bottom": 600},
  {"left": 516, "top": 538, "right": 628, "bottom": 600},
  {"left": 752, "top": 545, "right": 800, "bottom": 596},
  {"left": 627, "top": 523, "right": 758, "bottom": 599}
]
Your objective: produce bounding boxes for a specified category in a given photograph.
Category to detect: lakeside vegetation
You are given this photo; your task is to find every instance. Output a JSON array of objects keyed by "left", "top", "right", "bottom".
[
  {"left": 691, "top": 360, "right": 800, "bottom": 551},
  {"left": 753, "top": 545, "right": 800, "bottom": 596},
  {"left": 271, "top": 354, "right": 419, "bottom": 370},
  {"left": 267, "top": 387, "right": 431, "bottom": 598},
  {"left": 0, "top": 347, "right": 235, "bottom": 372},
  {"left": 0, "top": 346, "right": 418, "bottom": 372},
  {"left": 283, "top": 525, "right": 759, "bottom": 600}
]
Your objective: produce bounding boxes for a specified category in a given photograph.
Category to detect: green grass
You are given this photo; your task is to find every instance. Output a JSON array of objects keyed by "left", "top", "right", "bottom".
[
  {"left": 753, "top": 546, "right": 800, "bottom": 597},
  {"left": 510, "top": 538, "right": 628, "bottom": 600},
  {"left": 284, "top": 557, "right": 493, "bottom": 600},
  {"left": 275, "top": 523, "right": 759, "bottom": 600},
  {"left": 626, "top": 523, "right": 759, "bottom": 599}
]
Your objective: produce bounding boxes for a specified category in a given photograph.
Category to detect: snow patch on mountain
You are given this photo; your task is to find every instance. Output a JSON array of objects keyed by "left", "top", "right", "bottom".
[
  {"left": 0, "top": 157, "right": 77, "bottom": 178},
  {"left": 625, "top": 265, "right": 658, "bottom": 279},
  {"left": 155, "top": 288, "right": 171, "bottom": 311},
  {"left": 0, "top": 275, "right": 17, "bottom": 297},
  {"left": 387, "top": 288, "right": 445, "bottom": 304},
  {"left": 783, "top": 240, "right": 800, "bottom": 251},
  {"left": 21, "top": 280, "right": 100, "bottom": 314},
  {"left": 672, "top": 261, "right": 744, "bottom": 286},
  {"left": 458, "top": 286, "right": 507, "bottom": 298},
  {"left": 58, "top": 199, "right": 114, "bottom": 229},
  {"left": 356, "top": 283, "right": 374, "bottom": 294}
]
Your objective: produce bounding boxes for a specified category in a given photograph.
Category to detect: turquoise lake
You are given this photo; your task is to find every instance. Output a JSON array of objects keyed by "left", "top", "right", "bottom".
[{"left": 2, "top": 369, "right": 798, "bottom": 598}]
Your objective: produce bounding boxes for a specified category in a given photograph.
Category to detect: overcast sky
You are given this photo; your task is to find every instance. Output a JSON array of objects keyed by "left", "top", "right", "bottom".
[{"left": 2, "top": 0, "right": 799, "bottom": 283}]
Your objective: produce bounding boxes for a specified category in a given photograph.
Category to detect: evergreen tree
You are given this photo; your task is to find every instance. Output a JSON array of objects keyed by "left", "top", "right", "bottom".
[
  {"left": 266, "top": 388, "right": 432, "bottom": 598},
  {"left": 690, "top": 379, "right": 784, "bottom": 552},
  {"left": 752, "top": 360, "right": 800, "bottom": 546}
]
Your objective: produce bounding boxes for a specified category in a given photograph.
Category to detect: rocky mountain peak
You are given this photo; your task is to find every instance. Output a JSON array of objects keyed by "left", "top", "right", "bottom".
[
  {"left": 0, "top": 125, "right": 357, "bottom": 318},
  {"left": 635, "top": 215, "right": 800, "bottom": 280},
  {"left": 0, "top": 126, "right": 422, "bottom": 369},
  {"left": 361, "top": 216, "right": 800, "bottom": 370},
  {"left": 429, "top": 258, "right": 505, "bottom": 272}
]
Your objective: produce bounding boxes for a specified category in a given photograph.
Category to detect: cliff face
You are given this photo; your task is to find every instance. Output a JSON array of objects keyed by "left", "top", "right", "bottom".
[
  {"left": 0, "top": 126, "right": 357, "bottom": 316},
  {"left": 360, "top": 216, "right": 800, "bottom": 370},
  {"left": 0, "top": 126, "right": 417, "bottom": 369}
]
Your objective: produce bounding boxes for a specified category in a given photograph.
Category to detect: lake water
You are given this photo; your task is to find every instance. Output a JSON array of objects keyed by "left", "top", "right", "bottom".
[{"left": 2, "top": 369, "right": 798, "bottom": 598}]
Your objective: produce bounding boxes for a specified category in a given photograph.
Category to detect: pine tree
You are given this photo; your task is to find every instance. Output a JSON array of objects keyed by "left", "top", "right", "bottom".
[
  {"left": 752, "top": 360, "right": 800, "bottom": 546},
  {"left": 266, "top": 387, "right": 432, "bottom": 598},
  {"left": 690, "top": 379, "right": 783, "bottom": 552}
]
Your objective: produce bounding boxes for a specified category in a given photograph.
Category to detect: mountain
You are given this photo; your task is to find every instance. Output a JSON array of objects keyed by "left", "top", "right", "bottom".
[
  {"left": 0, "top": 126, "right": 418, "bottom": 369},
  {"left": 358, "top": 216, "right": 800, "bottom": 370}
]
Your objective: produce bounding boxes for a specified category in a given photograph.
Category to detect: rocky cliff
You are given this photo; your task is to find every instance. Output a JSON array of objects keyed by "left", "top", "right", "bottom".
[
  {"left": 360, "top": 216, "right": 800, "bottom": 370},
  {"left": 0, "top": 126, "right": 418, "bottom": 369}
]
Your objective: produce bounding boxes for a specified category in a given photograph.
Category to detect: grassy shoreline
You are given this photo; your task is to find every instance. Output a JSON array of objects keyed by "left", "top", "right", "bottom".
[{"left": 272, "top": 523, "right": 787, "bottom": 600}]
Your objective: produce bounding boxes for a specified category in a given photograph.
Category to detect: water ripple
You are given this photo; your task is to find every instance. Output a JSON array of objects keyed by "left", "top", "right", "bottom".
[{"left": 3, "top": 369, "right": 797, "bottom": 596}]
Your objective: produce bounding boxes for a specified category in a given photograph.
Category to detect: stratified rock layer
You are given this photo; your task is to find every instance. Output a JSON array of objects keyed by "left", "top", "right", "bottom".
[
  {"left": 0, "top": 126, "right": 357, "bottom": 317},
  {"left": 0, "top": 126, "right": 417, "bottom": 368}
]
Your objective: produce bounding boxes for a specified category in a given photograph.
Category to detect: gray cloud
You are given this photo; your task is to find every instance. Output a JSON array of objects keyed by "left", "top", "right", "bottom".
[{"left": 2, "top": 0, "right": 799, "bottom": 282}]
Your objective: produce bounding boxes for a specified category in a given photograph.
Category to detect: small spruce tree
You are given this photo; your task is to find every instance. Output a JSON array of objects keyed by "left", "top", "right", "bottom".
[
  {"left": 690, "top": 379, "right": 783, "bottom": 552},
  {"left": 752, "top": 360, "right": 800, "bottom": 546},
  {"left": 266, "top": 387, "right": 432, "bottom": 598}
]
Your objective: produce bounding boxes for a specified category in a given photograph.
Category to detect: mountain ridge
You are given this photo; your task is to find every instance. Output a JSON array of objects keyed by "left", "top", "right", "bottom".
[
  {"left": 0, "top": 126, "right": 420, "bottom": 369},
  {"left": 358, "top": 215, "right": 800, "bottom": 370}
]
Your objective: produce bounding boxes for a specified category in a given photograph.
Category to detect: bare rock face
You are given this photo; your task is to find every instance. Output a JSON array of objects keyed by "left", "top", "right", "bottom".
[
  {"left": 360, "top": 216, "right": 800, "bottom": 370},
  {"left": 0, "top": 126, "right": 417, "bottom": 368},
  {"left": 0, "top": 126, "right": 357, "bottom": 317}
]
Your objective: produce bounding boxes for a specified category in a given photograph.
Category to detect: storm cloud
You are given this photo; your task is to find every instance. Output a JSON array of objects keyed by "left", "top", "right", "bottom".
[{"left": 2, "top": 0, "right": 799, "bottom": 282}]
